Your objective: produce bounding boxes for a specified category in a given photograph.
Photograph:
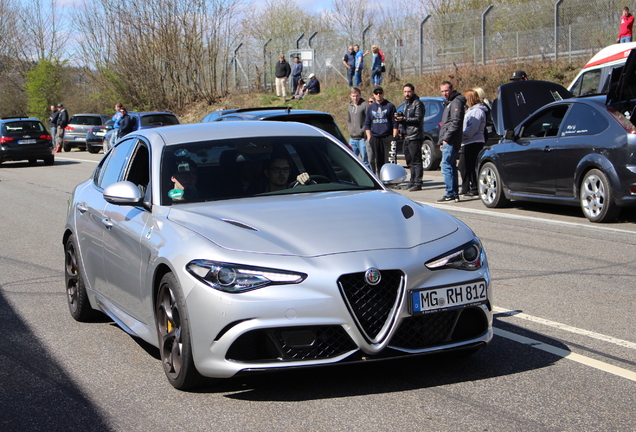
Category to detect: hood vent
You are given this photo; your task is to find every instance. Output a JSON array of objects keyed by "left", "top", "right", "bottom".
[{"left": 220, "top": 218, "right": 258, "bottom": 231}]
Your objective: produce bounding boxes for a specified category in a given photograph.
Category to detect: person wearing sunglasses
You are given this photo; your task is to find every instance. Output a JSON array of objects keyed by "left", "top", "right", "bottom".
[{"left": 364, "top": 86, "right": 398, "bottom": 175}]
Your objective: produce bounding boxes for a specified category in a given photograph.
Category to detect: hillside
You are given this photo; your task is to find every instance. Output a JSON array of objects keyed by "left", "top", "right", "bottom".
[{"left": 179, "top": 60, "right": 581, "bottom": 139}]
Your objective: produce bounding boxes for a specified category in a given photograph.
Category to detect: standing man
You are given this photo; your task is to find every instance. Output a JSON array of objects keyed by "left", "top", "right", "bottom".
[
  {"left": 364, "top": 86, "right": 398, "bottom": 175},
  {"left": 510, "top": 70, "right": 528, "bottom": 81},
  {"left": 342, "top": 46, "right": 355, "bottom": 87},
  {"left": 291, "top": 56, "right": 303, "bottom": 93},
  {"left": 118, "top": 107, "right": 136, "bottom": 138},
  {"left": 395, "top": 83, "right": 425, "bottom": 191},
  {"left": 347, "top": 87, "right": 369, "bottom": 168},
  {"left": 48, "top": 105, "right": 59, "bottom": 150},
  {"left": 617, "top": 7, "right": 634, "bottom": 43},
  {"left": 275, "top": 54, "right": 291, "bottom": 98},
  {"left": 55, "top": 103, "right": 69, "bottom": 152},
  {"left": 437, "top": 81, "right": 466, "bottom": 203},
  {"left": 353, "top": 45, "right": 365, "bottom": 87}
]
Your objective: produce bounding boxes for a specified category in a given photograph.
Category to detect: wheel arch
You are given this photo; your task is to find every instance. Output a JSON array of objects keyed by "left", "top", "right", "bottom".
[{"left": 574, "top": 154, "right": 621, "bottom": 201}]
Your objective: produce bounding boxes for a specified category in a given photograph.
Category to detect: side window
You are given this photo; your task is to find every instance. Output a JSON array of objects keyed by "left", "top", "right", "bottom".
[
  {"left": 123, "top": 141, "right": 151, "bottom": 199},
  {"left": 95, "top": 138, "right": 137, "bottom": 189},
  {"left": 561, "top": 103, "right": 609, "bottom": 137},
  {"left": 571, "top": 69, "right": 603, "bottom": 97},
  {"left": 520, "top": 105, "right": 569, "bottom": 138}
]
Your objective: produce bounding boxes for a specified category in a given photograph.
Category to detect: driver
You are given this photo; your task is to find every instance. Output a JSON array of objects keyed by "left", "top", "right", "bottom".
[
  {"left": 169, "top": 158, "right": 199, "bottom": 201},
  {"left": 264, "top": 156, "right": 311, "bottom": 191}
]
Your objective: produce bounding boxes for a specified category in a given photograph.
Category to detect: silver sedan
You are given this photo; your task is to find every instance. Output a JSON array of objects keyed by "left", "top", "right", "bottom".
[{"left": 63, "top": 121, "right": 493, "bottom": 390}]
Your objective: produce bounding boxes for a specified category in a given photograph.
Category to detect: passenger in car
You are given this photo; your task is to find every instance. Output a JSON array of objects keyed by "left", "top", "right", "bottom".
[{"left": 169, "top": 158, "right": 199, "bottom": 201}]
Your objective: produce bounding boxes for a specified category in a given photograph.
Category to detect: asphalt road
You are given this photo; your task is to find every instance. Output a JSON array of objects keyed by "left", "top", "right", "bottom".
[{"left": 1, "top": 152, "right": 635, "bottom": 431}]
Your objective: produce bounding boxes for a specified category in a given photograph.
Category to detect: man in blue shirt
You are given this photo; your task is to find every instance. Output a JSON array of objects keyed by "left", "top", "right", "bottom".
[
  {"left": 291, "top": 56, "right": 303, "bottom": 93},
  {"left": 353, "top": 44, "right": 366, "bottom": 87},
  {"left": 364, "top": 86, "right": 398, "bottom": 175}
]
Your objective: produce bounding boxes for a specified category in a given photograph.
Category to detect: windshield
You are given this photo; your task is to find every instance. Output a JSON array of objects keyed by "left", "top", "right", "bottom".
[{"left": 160, "top": 135, "right": 380, "bottom": 205}]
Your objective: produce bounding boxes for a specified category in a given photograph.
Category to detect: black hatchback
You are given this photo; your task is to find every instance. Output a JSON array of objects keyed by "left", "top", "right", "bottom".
[
  {"left": 477, "top": 78, "right": 636, "bottom": 222},
  {"left": 0, "top": 117, "right": 54, "bottom": 166}
]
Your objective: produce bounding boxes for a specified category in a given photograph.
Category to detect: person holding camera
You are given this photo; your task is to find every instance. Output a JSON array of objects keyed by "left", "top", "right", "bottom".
[{"left": 395, "top": 83, "right": 425, "bottom": 191}]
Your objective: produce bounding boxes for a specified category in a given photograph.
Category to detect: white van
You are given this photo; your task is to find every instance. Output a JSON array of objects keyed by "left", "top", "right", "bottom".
[{"left": 568, "top": 42, "right": 636, "bottom": 96}]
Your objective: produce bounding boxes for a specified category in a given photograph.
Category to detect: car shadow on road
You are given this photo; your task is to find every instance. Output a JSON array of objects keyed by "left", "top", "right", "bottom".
[
  {"left": 0, "top": 290, "right": 113, "bottom": 432},
  {"left": 190, "top": 318, "right": 569, "bottom": 400}
]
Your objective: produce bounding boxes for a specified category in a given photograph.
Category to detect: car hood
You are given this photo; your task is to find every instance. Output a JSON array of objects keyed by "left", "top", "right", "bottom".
[
  {"left": 167, "top": 190, "right": 460, "bottom": 257},
  {"left": 607, "top": 48, "right": 636, "bottom": 106},
  {"left": 491, "top": 80, "right": 572, "bottom": 135}
]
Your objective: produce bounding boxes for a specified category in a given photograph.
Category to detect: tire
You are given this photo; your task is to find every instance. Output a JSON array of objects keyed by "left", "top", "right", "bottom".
[
  {"left": 156, "top": 272, "right": 202, "bottom": 390},
  {"left": 580, "top": 169, "right": 620, "bottom": 223},
  {"left": 422, "top": 139, "right": 440, "bottom": 171},
  {"left": 43, "top": 155, "right": 54, "bottom": 166},
  {"left": 65, "top": 234, "right": 98, "bottom": 322},
  {"left": 478, "top": 162, "right": 509, "bottom": 208},
  {"left": 63, "top": 142, "right": 72, "bottom": 152},
  {"left": 87, "top": 145, "right": 100, "bottom": 154}
]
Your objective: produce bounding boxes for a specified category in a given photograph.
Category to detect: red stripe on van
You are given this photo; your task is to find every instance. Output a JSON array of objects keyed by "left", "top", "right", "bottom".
[{"left": 585, "top": 49, "right": 633, "bottom": 68}]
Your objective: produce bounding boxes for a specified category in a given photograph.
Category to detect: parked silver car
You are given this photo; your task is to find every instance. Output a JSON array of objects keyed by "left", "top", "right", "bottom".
[{"left": 63, "top": 121, "right": 493, "bottom": 390}]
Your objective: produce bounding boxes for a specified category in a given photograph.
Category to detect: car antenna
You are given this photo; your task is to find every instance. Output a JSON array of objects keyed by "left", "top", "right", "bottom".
[{"left": 286, "top": 106, "right": 291, "bottom": 114}]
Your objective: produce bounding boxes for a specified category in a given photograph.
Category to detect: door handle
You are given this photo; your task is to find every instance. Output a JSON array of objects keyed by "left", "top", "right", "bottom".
[
  {"left": 76, "top": 203, "right": 88, "bottom": 214},
  {"left": 101, "top": 217, "right": 113, "bottom": 229}
]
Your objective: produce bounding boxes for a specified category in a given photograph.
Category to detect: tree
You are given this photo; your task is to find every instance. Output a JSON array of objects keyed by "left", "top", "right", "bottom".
[{"left": 24, "top": 60, "right": 65, "bottom": 121}]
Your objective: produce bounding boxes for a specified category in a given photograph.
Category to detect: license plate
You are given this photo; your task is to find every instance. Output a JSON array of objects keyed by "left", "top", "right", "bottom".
[
  {"left": 18, "top": 139, "right": 36, "bottom": 145},
  {"left": 411, "top": 280, "right": 487, "bottom": 314},
  {"left": 76, "top": 137, "right": 85, "bottom": 141},
  {"left": 95, "top": 131, "right": 106, "bottom": 136}
]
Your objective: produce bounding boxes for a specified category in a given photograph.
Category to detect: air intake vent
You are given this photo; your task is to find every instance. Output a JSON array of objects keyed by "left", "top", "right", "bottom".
[{"left": 221, "top": 219, "right": 258, "bottom": 231}]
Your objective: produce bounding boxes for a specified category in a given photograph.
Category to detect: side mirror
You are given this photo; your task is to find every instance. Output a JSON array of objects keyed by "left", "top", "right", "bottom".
[
  {"left": 379, "top": 163, "right": 407, "bottom": 185},
  {"left": 103, "top": 181, "right": 143, "bottom": 205},
  {"left": 504, "top": 129, "right": 516, "bottom": 140}
]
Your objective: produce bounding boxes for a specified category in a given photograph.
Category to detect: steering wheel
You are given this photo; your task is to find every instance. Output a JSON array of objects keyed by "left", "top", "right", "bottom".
[{"left": 292, "top": 174, "right": 331, "bottom": 188}]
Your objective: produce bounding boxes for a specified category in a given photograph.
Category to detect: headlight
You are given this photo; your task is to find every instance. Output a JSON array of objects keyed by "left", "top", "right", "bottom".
[
  {"left": 425, "top": 238, "right": 485, "bottom": 271},
  {"left": 186, "top": 260, "right": 307, "bottom": 293}
]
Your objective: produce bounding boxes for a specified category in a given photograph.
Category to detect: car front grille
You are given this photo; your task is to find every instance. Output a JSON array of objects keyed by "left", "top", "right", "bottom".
[
  {"left": 389, "top": 306, "right": 488, "bottom": 350},
  {"left": 338, "top": 270, "right": 404, "bottom": 343},
  {"left": 226, "top": 325, "right": 357, "bottom": 362}
]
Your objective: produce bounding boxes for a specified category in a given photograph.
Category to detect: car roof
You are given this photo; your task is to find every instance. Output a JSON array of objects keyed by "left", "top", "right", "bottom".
[
  {"left": 70, "top": 113, "right": 107, "bottom": 117},
  {"left": 491, "top": 80, "right": 573, "bottom": 134},
  {"left": 204, "top": 107, "right": 335, "bottom": 121},
  {"left": 131, "top": 111, "right": 177, "bottom": 116},
  {"left": 0, "top": 117, "right": 42, "bottom": 123},
  {"left": 130, "top": 120, "right": 333, "bottom": 151}
]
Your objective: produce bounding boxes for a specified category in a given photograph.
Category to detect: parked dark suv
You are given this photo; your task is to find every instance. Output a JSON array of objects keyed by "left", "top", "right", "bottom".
[
  {"left": 0, "top": 117, "right": 54, "bottom": 166},
  {"left": 63, "top": 114, "right": 110, "bottom": 152},
  {"left": 395, "top": 97, "right": 445, "bottom": 171},
  {"left": 201, "top": 107, "right": 349, "bottom": 146},
  {"left": 103, "top": 111, "right": 180, "bottom": 152}
]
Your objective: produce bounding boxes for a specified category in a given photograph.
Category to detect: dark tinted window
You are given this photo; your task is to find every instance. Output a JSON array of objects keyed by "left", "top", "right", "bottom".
[
  {"left": 70, "top": 116, "right": 104, "bottom": 126},
  {"left": 95, "top": 139, "right": 137, "bottom": 189},
  {"left": 520, "top": 105, "right": 569, "bottom": 138},
  {"left": 2, "top": 121, "right": 46, "bottom": 135},
  {"left": 561, "top": 103, "right": 609, "bottom": 136},
  {"left": 140, "top": 114, "right": 179, "bottom": 127}
]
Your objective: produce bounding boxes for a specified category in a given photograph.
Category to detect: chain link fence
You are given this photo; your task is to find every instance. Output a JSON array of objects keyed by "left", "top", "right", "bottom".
[{"left": 228, "top": 0, "right": 625, "bottom": 92}]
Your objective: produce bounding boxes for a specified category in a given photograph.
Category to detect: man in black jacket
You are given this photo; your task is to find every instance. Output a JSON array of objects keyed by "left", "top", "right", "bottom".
[
  {"left": 275, "top": 54, "right": 291, "bottom": 98},
  {"left": 395, "top": 83, "right": 425, "bottom": 191},
  {"left": 55, "top": 104, "right": 69, "bottom": 152},
  {"left": 437, "top": 81, "right": 466, "bottom": 202}
]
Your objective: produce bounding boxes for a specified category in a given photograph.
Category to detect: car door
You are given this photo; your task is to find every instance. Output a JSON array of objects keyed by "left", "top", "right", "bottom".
[
  {"left": 74, "top": 139, "right": 137, "bottom": 292},
  {"left": 554, "top": 102, "right": 610, "bottom": 197},
  {"left": 101, "top": 139, "right": 152, "bottom": 320},
  {"left": 500, "top": 104, "right": 569, "bottom": 195}
]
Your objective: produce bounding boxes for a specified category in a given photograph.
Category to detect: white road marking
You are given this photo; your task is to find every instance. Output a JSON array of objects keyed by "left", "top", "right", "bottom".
[
  {"left": 421, "top": 201, "right": 636, "bottom": 236},
  {"left": 493, "top": 306, "right": 636, "bottom": 350},
  {"left": 495, "top": 328, "right": 636, "bottom": 383},
  {"left": 54, "top": 156, "right": 99, "bottom": 164}
]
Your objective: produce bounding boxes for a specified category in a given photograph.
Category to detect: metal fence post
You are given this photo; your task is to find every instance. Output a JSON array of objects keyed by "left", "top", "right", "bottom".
[
  {"left": 263, "top": 39, "right": 272, "bottom": 91},
  {"left": 420, "top": 15, "right": 431, "bottom": 76},
  {"left": 482, "top": 5, "right": 493, "bottom": 65},
  {"left": 555, "top": 0, "right": 564, "bottom": 60}
]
